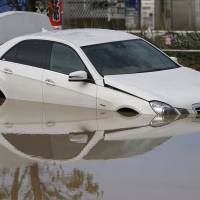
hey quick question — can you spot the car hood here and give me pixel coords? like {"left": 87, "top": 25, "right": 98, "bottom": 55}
{"left": 104, "top": 67, "right": 200, "bottom": 109}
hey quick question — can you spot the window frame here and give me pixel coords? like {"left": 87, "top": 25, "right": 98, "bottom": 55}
{"left": 1, "top": 39, "right": 52, "bottom": 70}
{"left": 1, "top": 39, "right": 95, "bottom": 83}
{"left": 48, "top": 41, "right": 94, "bottom": 83}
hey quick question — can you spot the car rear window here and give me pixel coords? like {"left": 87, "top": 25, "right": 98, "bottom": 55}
{"left": 2, "top": 40, "right": 52, "bottom": 69}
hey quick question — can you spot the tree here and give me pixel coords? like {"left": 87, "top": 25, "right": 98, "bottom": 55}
{"left": 0, "top": 163, "right": 103, "bottom": 200}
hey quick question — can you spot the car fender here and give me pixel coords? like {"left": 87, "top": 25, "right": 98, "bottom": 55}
{"left": 0, "top": 70, "right": 7, "bottom": 99}
{"left": 97, "top": 85, "right": 155, "bottom": 115}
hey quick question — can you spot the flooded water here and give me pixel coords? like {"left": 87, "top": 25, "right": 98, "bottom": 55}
{"left": 0, "top": 99, "right": 200, "bottom": 200}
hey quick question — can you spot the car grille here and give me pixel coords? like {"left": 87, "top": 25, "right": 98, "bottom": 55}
{"left": 195, "top": 107, "right": 200, "bottom": 115}
{"left": 193, "top": 103, "right": 200, "bottom": 115}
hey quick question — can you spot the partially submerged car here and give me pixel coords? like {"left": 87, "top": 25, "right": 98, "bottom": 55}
{"left": 0, "top": 12, "right": 200, "bottom": 116}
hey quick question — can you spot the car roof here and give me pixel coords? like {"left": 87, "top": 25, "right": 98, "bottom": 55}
{"left": 31, "top": 28, "right": 139, "bottom": 47}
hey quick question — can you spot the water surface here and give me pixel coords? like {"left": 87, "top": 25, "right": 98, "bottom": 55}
{"left": 0, "top": 100, "right": 200, "bottom": 200}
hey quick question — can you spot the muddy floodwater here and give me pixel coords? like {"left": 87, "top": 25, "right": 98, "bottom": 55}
{"left": 0, "top": 100, "right": 200, "bottom": 200}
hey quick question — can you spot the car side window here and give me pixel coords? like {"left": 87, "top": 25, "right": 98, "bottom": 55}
{"left": 50, "top": 42, "right": 86, "bottom": 75}
{"left": 2, "top": 40, "right": 52, "bottom": 69}
{"left": 2, "top": 45, "right": 18, "bottom": 62}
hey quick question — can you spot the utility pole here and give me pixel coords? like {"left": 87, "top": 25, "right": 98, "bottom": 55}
{"left": 194, "top": 0, "right": 200, "bottom": 30}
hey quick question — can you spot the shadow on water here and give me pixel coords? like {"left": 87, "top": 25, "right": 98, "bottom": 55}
{"left": 0, "top": 99, "right": 200, "bottom": 199}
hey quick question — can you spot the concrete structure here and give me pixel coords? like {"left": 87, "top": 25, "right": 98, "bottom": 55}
{"left": 195, "top": 0, "right": 200, "bottom": 30}
{"left": 62, "top": 0, "right": 200, "bottom": 30}
{"left": 125, "top": 0, "right": 140, "bottom": 30}
{"left": 63, "top": 0, "right": 126, "bottom": 29}
{"left": 155, "top": 0, "right": 200, "bottom": 30}
{"left": 141, "top": 0, "right": 155, "bottom": 29}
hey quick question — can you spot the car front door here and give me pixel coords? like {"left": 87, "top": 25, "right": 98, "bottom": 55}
{"left": 0, "top": 40, "right": 52, "bottom": 102}
{"left": 43, "top": 42, "right": 97, "bottom": 109}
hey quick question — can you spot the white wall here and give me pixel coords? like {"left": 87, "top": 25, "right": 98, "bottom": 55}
{"left": 141, "top": 0, "right": 155, "bottom": 29}
{"left": 0, "top": 11, "right": 52, "bottom": 44}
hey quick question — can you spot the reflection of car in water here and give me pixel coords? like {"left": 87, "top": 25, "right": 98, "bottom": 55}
{"left": 0, "top": 100, "right": 200, "bottom": 169}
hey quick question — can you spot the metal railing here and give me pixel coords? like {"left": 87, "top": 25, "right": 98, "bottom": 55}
{"left": 63, "top": 0, "right": 126, "bottom": 29}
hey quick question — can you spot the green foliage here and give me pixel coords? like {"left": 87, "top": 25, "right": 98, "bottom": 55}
{"left": 165, "top": 51, "right": 200, "bottom": 71}
{"left": 169, "top": 32, "right": 200, "bottom": 50}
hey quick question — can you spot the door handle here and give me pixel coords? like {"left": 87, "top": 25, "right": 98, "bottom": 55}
{"left": 3, "top": 68, "right": 13, "bottom": 75}
{"left": 4, "top": 122, "right": 14, "bottom": 128}
{"left": 46, "top": 121, "right": 56, "bottom": 127}
{"left": 45, "top": 79, "right": 56, "bottom": 86}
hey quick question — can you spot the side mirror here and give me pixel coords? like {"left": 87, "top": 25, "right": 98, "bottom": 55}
{"left": 69, "top": 71, "right": 88, "bottom": 81}
{"left": 170, "top": 56, "right": 178, "bottom": 63}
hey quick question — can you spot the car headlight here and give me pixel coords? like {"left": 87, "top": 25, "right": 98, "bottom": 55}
{"left": 150, "top": 115, "right": 178, "bottom": 127}
{"left": 150, "top": 101, "right": 178, "bottom": 115}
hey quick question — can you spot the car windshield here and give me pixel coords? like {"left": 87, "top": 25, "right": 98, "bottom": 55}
{"left": 82, "top": 39, "right": 179, "bottom": 76}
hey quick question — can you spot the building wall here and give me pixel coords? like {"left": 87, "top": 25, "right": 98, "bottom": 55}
{"left": 195, "top": 0, "right": 200, "bottom": 29}
{"left": 62, "top": 0, "right": 200, "bottom": 30}
{"left": 141, "top": 0, "right": 155, "bottom": 29}
{"left": 63, "top": 0, "right": 126, "bottom": 29}
{"left": 155, "top": 0, "right": 200, "bottom": 30}
{"left": 154, "top": 0, "right": 161, "bottom": 29}
{"left": 171, "top": 0, "right": 194, "bottom": 30}
{"left": 125, "top": 0, "right": 140, "bottom": 29}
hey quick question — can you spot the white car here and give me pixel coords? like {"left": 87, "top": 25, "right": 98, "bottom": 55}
{"left": 0, "top": 28, "right": 200, "bottom": 115}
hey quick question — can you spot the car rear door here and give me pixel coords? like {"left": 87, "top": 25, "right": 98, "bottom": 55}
{"left": 0, "top": 40, "right": 52, "bottom": 102}
{"left": 43, "top": 42, "right": 97, "bottom": 109}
